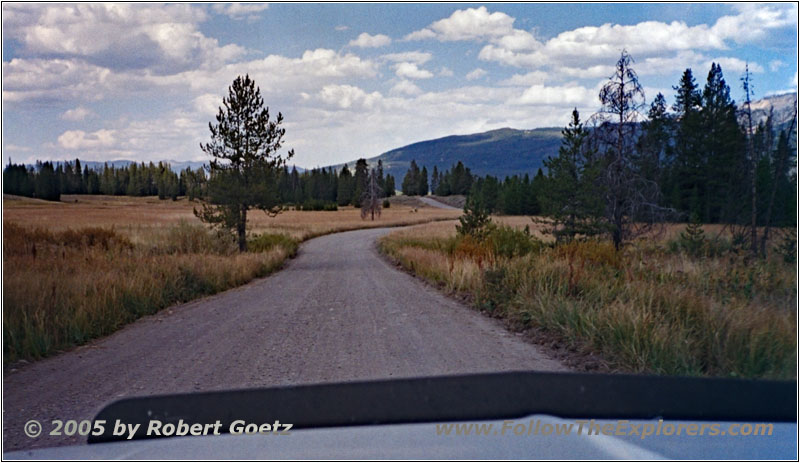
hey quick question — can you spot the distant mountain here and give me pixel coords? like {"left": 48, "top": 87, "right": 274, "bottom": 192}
{"left": 336, "top": 92, "right": 796, "bottom": 181}
{"left": 749, "top": 92, "right": 797, "bottom": 130}
{"left": 336, "top": 127, "right": 563, "bottom": 181}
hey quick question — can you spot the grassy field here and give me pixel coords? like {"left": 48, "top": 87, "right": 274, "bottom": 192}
{"left": 3, "top": 194, "right": 460, "bottom": 363}
{"left": 379, "top": 218, "right": 797, "bottom": 380}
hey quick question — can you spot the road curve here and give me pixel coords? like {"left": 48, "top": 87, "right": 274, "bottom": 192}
{"left": 3, "top": 227, "right": 565, "bottom": 451}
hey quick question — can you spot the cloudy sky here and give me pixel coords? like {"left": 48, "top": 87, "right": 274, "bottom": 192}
{"left": 2, "top": 3, "right": 797, "bottom": 168}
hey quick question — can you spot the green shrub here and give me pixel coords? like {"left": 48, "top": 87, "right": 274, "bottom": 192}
{"left": 298, "top": 200, "right": 338, "bottom": 211}
{"left": 382, "top": 199, "right": 390, "bottom": 208}
{"left": 456, "top": 197, "right": 494, "bottom": 241}
{"left": 678, "top": 214, "right": 706, "bottom": 256}
{"left": 248, "top": 233, "right": 298, "bottom": 255}
{"left": 487, "top": 225, "right": 542, "bottom": 258}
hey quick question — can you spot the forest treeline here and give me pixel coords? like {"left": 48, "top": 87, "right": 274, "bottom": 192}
{"left": 3, "top": 158, "right": 395, "bottom": 209}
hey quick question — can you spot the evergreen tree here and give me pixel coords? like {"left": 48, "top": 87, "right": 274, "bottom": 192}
{"left": 418, "top": 166, "right": 429, "bottom": 195}
{"left": 401, "top": 160, "right": 421, "bottom": 195}
{"left": 383, "top": 174, "right": 396, "bottom": 197}
{"left": 431, "top": 166, "right": 440, "bottom": 194}
{"left": 353, "top": 158, "right": 368, "bottom": 206}
{"left": 35, "top": 161, "right": 61, "bottom": 201}
{"left": 542, "top": 109, "right": 604, "bottom": 241}
{"left": 195, "top": 74, "right": 294, "bottom": 252}
{"left": 337, "top": 164, "right": 354, "bottom": 206}
{"left": 699, "top": 63, "right": 747, "bottom": 224}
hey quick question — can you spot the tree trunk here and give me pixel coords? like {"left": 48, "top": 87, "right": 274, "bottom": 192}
{"left": 238, "top": 206, "right": 247, "bottom": 252}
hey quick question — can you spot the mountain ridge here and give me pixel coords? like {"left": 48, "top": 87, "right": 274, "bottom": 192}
{"left": 331, "top": 92, "right": 796, "bottom": 181}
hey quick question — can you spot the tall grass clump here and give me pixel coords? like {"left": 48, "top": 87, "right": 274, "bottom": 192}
{"left": 3, "top": 222, "right": 293, "bottom": 363}
{"left": 380, "top": 222, "right": 796, "bottom": 380}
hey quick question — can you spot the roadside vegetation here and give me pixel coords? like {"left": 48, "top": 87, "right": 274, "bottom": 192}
{"left": 380, "top": 215, "right": 796, "bottom": 379}
{"left": 3, "top": 195, "right": 459, "bottom": 363}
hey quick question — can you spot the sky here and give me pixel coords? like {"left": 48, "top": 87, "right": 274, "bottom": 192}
{"left": 2, "top": 2, "right": 797, "bottom": 168}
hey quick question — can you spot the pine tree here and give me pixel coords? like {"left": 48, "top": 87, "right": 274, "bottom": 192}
{"left": 401, "top": 160, "right": 420, "bottom": 195}
{"left": 679, "top": 212, "right": 706, "bottom": 256}
{"left": 543, "top": 109, "right": 604, "bottom": 241}
{"left": 35, "top": 161, "right": 60, "bottom": 201}
{"left": 700, "top": 63, "right": 747, "bottom": 224}
{"left": 337, "top": 164, "right": 354, "bottom": 206}
{"left": 353, "top": 159, "right": 368, "bottom": 206}
{"left": 456, "top": 195, "right": 493, "bottom": 240}
{"left": 418, "top": 166, "right": 429, "bottom": 195}
{"left": 383, "top": 174, "right": 396, "bottom": 197}
{"left": 195, "top": 75, "right": 294, "bottom": 252}
{"left": 431, "top": 166, "right": 440, "bottom": 194}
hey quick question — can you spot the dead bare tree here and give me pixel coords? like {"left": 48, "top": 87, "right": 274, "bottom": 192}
{"left": 361, "top": 168, "right": 382, "bottom": 221}
{"left": 760, "top": 101, "right": 797, "bottom": 256}
{"left": 741, "top": 64, "right": 758, "bottom": 254}
{"left": 591, "top": 50, "right": 670, "bottom": 250}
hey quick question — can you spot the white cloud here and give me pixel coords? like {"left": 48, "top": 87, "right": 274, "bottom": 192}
{"left": 57, "top": 129, "right": 116, "bottom": 150}
{"left": 3, "top": 4, "right": 244, "bottom": 73}
{"left": 406, "top": 4, "right": 794, "bottom": 85}
{"left": 710, "top": 57, "right": 763, "bottom": 75}
{"left": 466, "top": 68, "right": 487, "bottom": 81}
{"left": 515, "top": 84, "right": 595, "bottom": 106}
{"left": 499, "top": 71, "right": 547, "bottom": 86}
{"left": 335, "top": 25, "right": 349, "bottom": 31}
{"left": 318, "top": 84, "right": 382, "bottom": 110}
{"left": 769, "top": 60, "right": 785, "bottom": 72}
{"left": 151, "top": 48, "right": 379, "bottom": 95}
{"left": 192, "top": 93, "right": 222, "bottom": 116}
{"left": 4, "top": 144, "right": 32, "bottom": 152}
{"left": 349, "top": 32, "right": 392, "bottom": 48}
{"left": 438, "top": 67, "right": 454, "bottom": 77}
{"left": 406, "top": 6, "right": 516, "bottom": 42}
{"left": 394, "top": 62, "right": 433, "bottom": 79}
{"left": 381, "top": 51, "right": 432, "bottom": 65}
{"left": 61, "top": 106, "right": 94, "bottom": 121}
{"left": 790, "top": 71, "right": 798, "bottom": 88}
{"left": 711, "top": 3, "right": 796, "bottom": 44}
{"left": 2, "top": 58, "right": 112, "bottom": 103}
{"left": 212, "top": 3, "right": 269, "bottom": 21}
{"left": 390, "top": 80, "right": 422, "bottom": 96}
{"left": 403, "top": 28, "right": 436, "bottom": 41}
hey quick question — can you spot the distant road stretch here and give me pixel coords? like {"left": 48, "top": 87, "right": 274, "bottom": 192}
{"left": 417, "top": 196, "right": 461, "bottom": 210}
{"left": 4, "top": 227, "right": 565, "bottom": 451}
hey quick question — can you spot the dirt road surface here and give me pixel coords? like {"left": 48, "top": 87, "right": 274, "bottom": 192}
{"left": 417, "top": 196, "right": 461, "bottom": 210}
{"left": 3, "top": 227, "right": 565, "bottom": 451}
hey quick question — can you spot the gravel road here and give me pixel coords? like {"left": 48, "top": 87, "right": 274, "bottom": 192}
{"left": 3, "top": 227, "right": 565, "bottom": 451}
{"left": 417, "top": 196, "right": 461, "bottom": 210}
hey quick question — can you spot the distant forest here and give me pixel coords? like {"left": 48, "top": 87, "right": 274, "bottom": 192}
{"left": 4, "top": 60, "right": 796, "bottom": 229}
{"left": 3, "top": 157, "right": 395, "bottom": 210}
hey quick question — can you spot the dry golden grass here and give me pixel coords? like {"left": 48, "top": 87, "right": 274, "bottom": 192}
{"left": 247, "top": 204, "right": 461, "bottom": 240}
{"left": 3, "top": 194, "right": 461, "bottom": 240}
{"left": 380, "top": 220, "right": 797, "bottom": 379}
{"left": 3, "top": 194, "right": 459, "bottom": 362}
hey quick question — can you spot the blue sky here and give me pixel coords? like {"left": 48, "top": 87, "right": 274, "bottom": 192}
{"left": 2, "top": 3, "right": 797, "bottom": 168}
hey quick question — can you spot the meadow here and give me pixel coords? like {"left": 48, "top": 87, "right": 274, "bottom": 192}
{"left": 3, "top": 194, "right": 460, "bottom": 363}
{"left": 379, "top": 218, "right": 797, "bottom": 380}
